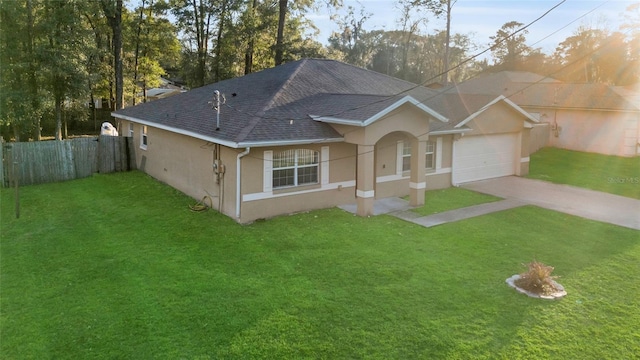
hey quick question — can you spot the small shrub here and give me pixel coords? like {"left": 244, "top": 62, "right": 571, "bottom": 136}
{"left": 514, "top": 261, "right": 560, "bottom": 296}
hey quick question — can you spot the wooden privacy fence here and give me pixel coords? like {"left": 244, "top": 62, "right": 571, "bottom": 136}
{"left": 1, "top": 136, "right": 135, "bottom": 188}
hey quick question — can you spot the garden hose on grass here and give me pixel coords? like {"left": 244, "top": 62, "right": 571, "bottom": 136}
{"left": 189, "top": 195, "right": 212, "bottom": 212}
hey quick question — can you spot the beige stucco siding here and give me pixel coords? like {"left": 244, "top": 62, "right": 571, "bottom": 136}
{"left": 544, "top": 109, "right": 640, "bottom": 157}
{"left": 238, "top": 142, "right": 357, "bottom": 223}
{"left": 464, "top": 103, "right": 529, "bottom": 136}
{"left": 374, "top": 133, "right": 452, "bottom": 198}
{"left": 451, "top": 102, "right": 534, "bottom": 183}
{"left": 121, "top": 120, "right": 240, "bottom": 217}
{"left": 333, "top": 104, "right": 432, "bottom": 145}
{"left": 122, "top": 121, "right": 217, "bottom": 202}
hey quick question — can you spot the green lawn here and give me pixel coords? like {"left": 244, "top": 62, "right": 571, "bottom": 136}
{"left": 528, "top": 148, "right": 640, "bottom": 199}
{"left": 411, "top": 188, "right": 502, "bottom": 216}
{"left": 2, "top": 171, "right": 639, "bottom": 359}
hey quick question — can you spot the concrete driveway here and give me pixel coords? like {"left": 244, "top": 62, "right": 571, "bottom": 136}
{"left": 462, "top": 176, "right": 640, "bottom": 231}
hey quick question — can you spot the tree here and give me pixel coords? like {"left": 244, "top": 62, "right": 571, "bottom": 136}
{"left": 243, "top": 0, "right": 260, "bottom": 74}
{"left": 101, "top": 0, "right": 124, "bottom": 112}
{"left": 328, "top": 4, "right": 374, "bottom": 67}
{"left": 411, "top": 0, "right": 453, "bottom": 83}
{"left": 369, "top": 29, "right": 475, "bottom": 85}
{"left": 128, "top": 0, "right": 180, "bottom": 104}
{"left": 0, "top": 0, "right": 43, "bottom": 141}
{"left": 394, "top": 0, "right": 428, "bottom": 80}
{"left": 620, "top": 3, "right": 640, "bottom": 84}
{"left": 489, "top": 21, "right": 532, "bottom": 70}
{"left": 171, "top": 0, "right": 216, "bottom": 87}
{"left": 275, "top": 0, "right": 288, "bottom": 65}
{"left": 553, "top": 26, "right": 623, "bottom": 83}
{"left": 39, "top": 0, "right": 92, "bottom": 140}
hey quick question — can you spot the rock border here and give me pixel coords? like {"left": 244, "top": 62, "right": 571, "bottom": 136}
{"left": 506, "top": 274, "right": 567, "bottom": 300}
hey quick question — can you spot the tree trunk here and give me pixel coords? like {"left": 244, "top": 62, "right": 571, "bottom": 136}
{"left": 55, "top": 96, "right": 62, "bottom": 141}
{"left": 132, "top": 0, "right": 146, "bottom": 106}
{"left": 441, "top": 0, "right": 451, "bottom": 85}
{"left": 63, "top": 106, "right": 68, "bottom": 139}
{"left": 101, "top": 0, "right": 124, "bottom": 112}
{"left": 113, "top": 0, "right": 123, "bottom": 112}
{"left": 26, "top": 0, "right": 40, "bottom": 141}
{"left": 244, "top": 0, "right": 258, "bottom": 74}
{"left": 275, "top": 0, "right": 287, "bottom": 66}
{"left": 214, "top": 0, "right": 227, "bottom": 82}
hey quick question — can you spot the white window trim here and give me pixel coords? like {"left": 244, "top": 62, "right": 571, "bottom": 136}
{"left": 397, "top": 139, "right": 441, "bottom": 173}
{"left": 263, "top": 150, "right": 273, "bottom": 192}
{"left": 425, "top": 141, "right": 435, "bottom": 170}
{"left": 435, "top": 137, "right": 443, "bottom": 170}
{"left": 321, "top": 146, "right": 329, "bottom": 185}
{"left": 402, "top": 141, "right": 411, "bottom": 172}
{"left": 128, "top": 123, "right": 134, "bottom": 137}
{"left": 271, "top": 149, "right": 320, "bottom": 189}
{"left": 140, "top": 125, "right": 148, "bottom": 150}
{"left": 396, "top": 141, "right": 404, "bottom": 176}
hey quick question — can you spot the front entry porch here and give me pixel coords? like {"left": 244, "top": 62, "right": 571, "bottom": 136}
{"left": 338, "top": 196, "right": 415, "bottom": 216}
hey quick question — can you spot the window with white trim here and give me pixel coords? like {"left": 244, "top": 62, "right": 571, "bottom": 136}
{"left": 128, "top": 123, "right": 134, "bottom": 137}
{"left": 425, "top": 141, "right": 435, "bottom": 170}
{"left": 272, "top": 149, "right": 319, "bottom": 188}
{"left": 402, "top": 141, "right": 411, "bottom": 172}
{"left": 140, "top": 125, "right": 148, "bottom": 150}
{"left": 401, "top": 140, "right": 437, "bottom": 171}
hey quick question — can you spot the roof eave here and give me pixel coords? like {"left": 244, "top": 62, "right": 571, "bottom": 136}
{"left": 363, "top": 95, "right": 449, "bottom": 125}
{"left": 112, "top": 112, "right": 344, "bottom": 149}
{"left": 428, "top": 128, "right": 471, "bottom": 135}
{"left": 311, "top": 95, "right": 449, "bottom": 126}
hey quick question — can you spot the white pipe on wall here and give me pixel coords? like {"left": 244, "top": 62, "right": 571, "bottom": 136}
{"left": 236, "top": 147, "right": 251, "bottom": 219}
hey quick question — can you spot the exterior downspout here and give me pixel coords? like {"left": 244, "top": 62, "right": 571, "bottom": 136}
{"left": 236, "top": 147, "right": 251, "bottom": 219}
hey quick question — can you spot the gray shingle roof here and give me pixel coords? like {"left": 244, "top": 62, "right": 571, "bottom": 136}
{"left": 448, "top": 71, "right": 639, "bottom": 111}
{"left": 113, "top": 58, "right": 447, "bottom": 146}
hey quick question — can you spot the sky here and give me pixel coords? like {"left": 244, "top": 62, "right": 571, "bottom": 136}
{"left": 309, "top": 0, "right": 638, "bottom": 54}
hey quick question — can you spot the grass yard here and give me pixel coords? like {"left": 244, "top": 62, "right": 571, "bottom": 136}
{"left": 2, "top": 171, "right": 639, "bottom": 359}
{"left": 411, "top": 188, "right": 501, "bottom": 216}
{"left": 528, "top": 148, "right": 640, "bottom": 199}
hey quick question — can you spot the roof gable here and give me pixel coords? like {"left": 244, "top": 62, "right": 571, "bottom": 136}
{"left": 455, "top": 95, "right": 539, "bottom": 129}
{"left": 309, "top": 95, "right": 448, "bottom": 125}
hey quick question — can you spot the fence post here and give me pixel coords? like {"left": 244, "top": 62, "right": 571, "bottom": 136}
{"left": 14, "top": 158, "right": 19, "bottom": 219}
{"left": 0, "top": 138, "right": 4, "bottom": 187}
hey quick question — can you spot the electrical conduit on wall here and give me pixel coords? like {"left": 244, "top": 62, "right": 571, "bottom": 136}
{"left": 236, "top": 147, "right": 251, "bottom": 218}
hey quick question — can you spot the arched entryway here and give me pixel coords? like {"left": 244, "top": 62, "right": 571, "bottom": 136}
{"left": 340, "top": 104, "right": 434, "bottom": 217}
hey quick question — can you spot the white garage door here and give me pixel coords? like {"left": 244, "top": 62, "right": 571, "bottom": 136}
{"left": 453, "top": 133, "right": 518, "bottom": 184}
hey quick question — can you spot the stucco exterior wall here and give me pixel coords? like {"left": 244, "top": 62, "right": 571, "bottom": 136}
{"left": 529, "top": 123, "right": 550, "bottom": 154}
{"left": 121, "top": 120, "right": 240, "bottom": 218}
{"left": 374, "top": 133, "right": 452, "bottom": 198}
{"left": 520, "top": 129, "right": 530, "bottom": 176}
{"left": 524, "top": 106, "right": 640, "bottom": 157}
{"left": 335, "top": 104, "right": 432, "bottom": 145}
{"left": 465, "top": 103, "right": 528, "bottom": 136}
{"left": 238, "top": 142, "right": 357, "bottom": 223}
{"left": 544, "top": 109, "right": 640, "bottom": 157}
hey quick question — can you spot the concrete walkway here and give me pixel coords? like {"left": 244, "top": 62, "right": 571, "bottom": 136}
{"left": 339, "top": 194, "right": 526, "bottom": 228}
{"left": 338, "top": 176, "right": 640, "bottom": 230}
{"left": 391, "top": 198, "right": 526, "bottom": 228}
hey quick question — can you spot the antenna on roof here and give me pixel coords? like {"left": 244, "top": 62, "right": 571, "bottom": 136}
{"left": 209, "top": 90, "right": 226, "bottom": 131}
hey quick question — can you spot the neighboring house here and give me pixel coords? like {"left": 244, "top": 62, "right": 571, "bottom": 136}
{"left": 146, "top": 88, "right": 185, "bottom": 101}
{"left": 112, "top": 59, "right": 537, "bottom": 223}
{"left": 144, "top": 77, "right": 187, "bottom": 102}
{"left": 448, "top": 71, "right": 640, "bottom": 157}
